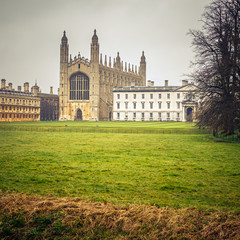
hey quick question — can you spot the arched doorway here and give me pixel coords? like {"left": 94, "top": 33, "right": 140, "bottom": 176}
{"left": 186, "top": 107, "right": 193, "bottom": 122}
{"left": 76, "top": 109, "right": 82, "bottom": 121}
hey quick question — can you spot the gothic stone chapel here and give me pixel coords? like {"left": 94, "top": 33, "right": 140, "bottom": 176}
{"left": 59, "top": 30, "right": 146, "bottom": 121}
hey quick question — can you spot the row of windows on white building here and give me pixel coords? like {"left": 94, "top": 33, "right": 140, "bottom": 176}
{"left": 117, "top": 93, "right": 195, "bottom": 99}
{"left": 116, "top": 112, "right": 181, "bottom": 120}
{"left": 116, "top": 93, "right": 196, "bottom": 100}
{"left": 116, "top": 101, "right": 182, "bottom": 110}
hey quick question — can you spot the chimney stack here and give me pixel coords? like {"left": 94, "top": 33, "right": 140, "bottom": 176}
{"left": 31, "top": 85, "right": 39, "bottom": 96}
{"left": 165, "top": 80, "right": 168, "bottom": 87}
{"left": 24, "top": 82, "right": 29, "bottom": 92}
{"left": 50, "top": 86, "right": 53, "bottom": 94}
{"left": 18, "top": 86, "right": 22, "bottom": 91}
{"left": 1, "top": 79, "right": 6, "bottom": 89}
{"left": 8, "top": 83, "right": 13, "bottom": 90}
{"left": 182, "top": 80, "right": 188, "bottom": 86}
{"left": 147, "top": 80, "right": 154, "bottom": 87}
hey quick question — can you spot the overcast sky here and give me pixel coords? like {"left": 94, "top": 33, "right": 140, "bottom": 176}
{"left": 0, "top": 0, "right": 212, "bottom": 94}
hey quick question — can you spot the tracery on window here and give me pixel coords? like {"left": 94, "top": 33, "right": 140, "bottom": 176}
{"left": 70, "top": 72, "right": 89, "bottom": 100}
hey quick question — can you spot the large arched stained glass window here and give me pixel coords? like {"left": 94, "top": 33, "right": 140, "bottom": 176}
{"left": 70, "top": 72, "right": 89, "bottom": 100}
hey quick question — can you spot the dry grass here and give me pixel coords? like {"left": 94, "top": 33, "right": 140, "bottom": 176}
{"left": 0, "top": 192, "right": 239, "bottom": 239}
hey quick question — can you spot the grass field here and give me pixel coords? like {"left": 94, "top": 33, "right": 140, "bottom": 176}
{"left": 0, "top": 121, "right": 194, "bottom": 128}
{"left": 0, "top": 121, "right": 204, "bottom": 134}
{"left": 0, "top": 121, "right": 239, "bottom": 213}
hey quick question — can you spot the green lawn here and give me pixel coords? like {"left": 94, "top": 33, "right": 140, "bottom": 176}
{"left": 0, "top": 121, "right": 206, "bottom": 135}
{"left": 0, "top": 121, "right": 194, "bottom": 128}
{"left": 0, "top": 122, "right": 239, "bottom": 212}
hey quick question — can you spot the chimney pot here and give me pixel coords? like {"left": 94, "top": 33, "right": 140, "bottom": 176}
{"left": 32, "top": 85, "right": 39, "bottom": 96}
{"left": 8, "top": 83, "right": 13, "bottom": 91}
{"left": 182, "top": 80, "right": 188, "bottom": 86}
{"left": 147, "top": 80, "right": 155, "bottom": 87}
{"left": 165, "top": 80, "right": 168, "bottom": 87}
{"left": 24, "top": 82, "right": 29, "bottom": 92}
{"left": 1, "top": 79, "right": 6, "bottom": 89}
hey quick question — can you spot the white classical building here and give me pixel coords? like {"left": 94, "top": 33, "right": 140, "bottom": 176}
{"left": 113, "top": 80, "right": 200, "bottom": 122}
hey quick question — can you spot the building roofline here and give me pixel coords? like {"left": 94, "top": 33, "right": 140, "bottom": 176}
{"left": 0, "top": 89, "right": 36, "bottom": 97}
{"left": 37, "top": 93, "right": 58, "bottom": 97}
{"left": 113, "top": 84, "right": 198, "bottom": 92}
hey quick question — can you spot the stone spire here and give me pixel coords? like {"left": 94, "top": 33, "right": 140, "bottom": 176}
{"left": 105, "top": 55, "right": 107, "bottom": 66}
{"left": 60, "top": 30, "right": 69, "bottom": 64}
{"left": 91, "top": 29, "right": 99, "bottom": 63}
{"left": 140, "top": 51, "right": 146, "bottom": 85}
{"left": 140, "top": 51, "right": 146, "bottom": 63}
{"left": 59, "top": 30, "right": 69, "bottom": 119}
{"left": 109, "top": 57, "right": 111, "bottom": 67}
{"left": 92, "top": 29, "right": 98, "bottom": 45}
{"left": 61, "top": 31, "right": 68, "bottom": 45}
{"left": 116, "top": 52, "right": 121, "bottom": 68}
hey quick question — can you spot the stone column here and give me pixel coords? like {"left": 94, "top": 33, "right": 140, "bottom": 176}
{"left": 182, "top": 106, "right": 185, "bottom": 122}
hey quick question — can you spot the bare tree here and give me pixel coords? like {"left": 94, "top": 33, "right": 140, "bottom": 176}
{"left": 189, "top": 0, "right": 240, "bottom": 135}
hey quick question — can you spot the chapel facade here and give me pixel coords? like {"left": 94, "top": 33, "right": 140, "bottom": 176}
{"left": 59, "top": 30, "right": 146, "bottom": 121}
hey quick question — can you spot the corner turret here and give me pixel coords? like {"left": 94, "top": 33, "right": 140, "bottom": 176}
{"left": 61, "top": 31, "right": 68, "bottom": 45}
{"left": 90, "top": 29, "right": 100, "bottom": 120}
{"left": 92, "top": 29, "right": 98, "bottom": 45}
{"left": 60, "top": 31, "right": 69, "bottom": 64}
{"left": 91, "top": 29, "right": 99, "bottom": 63}
{"left": 59, "top": 30, "right": 69, "bottom": 120}
{"left": 140, "top": 51, "right": 146, "bottom": 63}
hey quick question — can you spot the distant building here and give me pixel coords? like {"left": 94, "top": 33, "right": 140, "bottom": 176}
{"left": 0, "top": 79, "right": 59, "bottom": 122}
{"left": 0, "top": 79, "right": 41, "bottom": 122}
{"left": 31, "top": 85, "right": 59, "bottom": 121}
{"left": 59, "top": 30, "right": 146, "bottom": 121}
{"left": 113, "top": 80, "right": 200, "bottom": 122}
{"left": 39, "top": 93, "right": 59, "bottom": 121}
